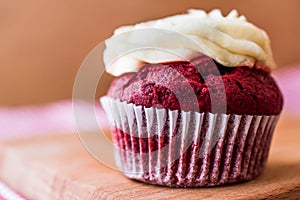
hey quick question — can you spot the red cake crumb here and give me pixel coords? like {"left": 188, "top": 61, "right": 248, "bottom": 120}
{"left": 108, "top": 55, "right": 283, "bottom": 115}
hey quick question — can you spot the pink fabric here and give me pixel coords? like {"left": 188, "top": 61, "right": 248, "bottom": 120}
{"left": 0, "top": 100, "right": 109, "bottom": 141}
{"left": 273, "top": 64, "right": 300, "bottom": 116}
{"left": 0, "top": 182, "right": 26, "bottom": 200}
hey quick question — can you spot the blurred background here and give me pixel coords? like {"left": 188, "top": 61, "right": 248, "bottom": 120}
{"left": 1, "top": 0, "right": 300, "bottom": 106}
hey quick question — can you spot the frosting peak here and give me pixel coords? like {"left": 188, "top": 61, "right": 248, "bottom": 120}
{"left": 104, "top": 9, "right": 275, "bottom": 76}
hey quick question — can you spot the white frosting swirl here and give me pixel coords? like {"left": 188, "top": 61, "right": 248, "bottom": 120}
{"left": 104, "top": 9, "right": 275, "bottom": 76}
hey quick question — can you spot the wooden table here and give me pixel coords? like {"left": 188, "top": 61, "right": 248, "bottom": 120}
{"left": 0, "top": 116, "right": 299, "bottom": 199}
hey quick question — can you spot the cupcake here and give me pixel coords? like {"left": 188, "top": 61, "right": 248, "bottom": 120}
{"left": 100, "top": 9, "right": 283, "bottom": 187}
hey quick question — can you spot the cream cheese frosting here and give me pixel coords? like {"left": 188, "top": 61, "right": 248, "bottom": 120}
{"left": 104, "top": 9, "right": 275, "bottom": 76}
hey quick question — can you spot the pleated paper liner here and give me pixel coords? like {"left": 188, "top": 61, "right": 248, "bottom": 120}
{"left": 101, "top": 97, "right": 279, "bottom": 187}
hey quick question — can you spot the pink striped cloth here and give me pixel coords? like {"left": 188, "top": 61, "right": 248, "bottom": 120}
{"left": 0, "top": 182, "right": 26, "bottom": 200}
{"left": 0, "top": 101, "right": 109, "bottom": 141}
{"left": 0, "top": 64, "right": 299, "bottom": 199}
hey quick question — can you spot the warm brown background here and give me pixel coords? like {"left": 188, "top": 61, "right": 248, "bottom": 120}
{"left": 1, "top": 0, "right": 299, "bottom": 106}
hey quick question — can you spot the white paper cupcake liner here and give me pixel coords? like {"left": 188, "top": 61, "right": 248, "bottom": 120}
{"left": 100, "top": 96, "right": 279, "bottom": 187}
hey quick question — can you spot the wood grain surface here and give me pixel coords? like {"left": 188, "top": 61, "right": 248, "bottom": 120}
{"left": 0, "top": 116, "right": 299, "bottom": 200}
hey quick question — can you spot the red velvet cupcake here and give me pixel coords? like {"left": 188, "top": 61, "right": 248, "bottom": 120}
{"left": 101, "top": 9, "right": 283, "bottom": 187}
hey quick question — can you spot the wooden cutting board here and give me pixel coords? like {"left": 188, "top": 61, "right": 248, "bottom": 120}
{"left": 0, "top": 116, "right": 300, "bottom": 200}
